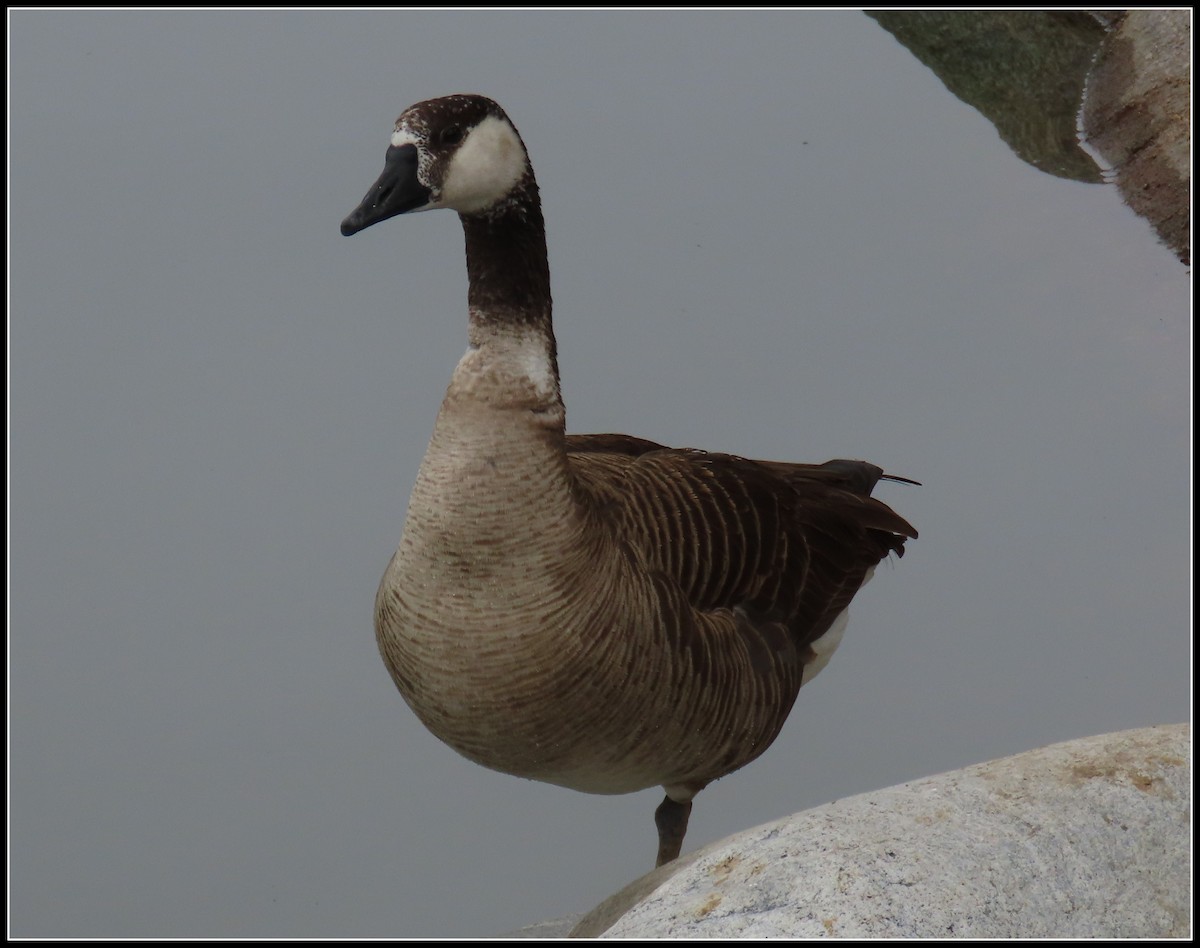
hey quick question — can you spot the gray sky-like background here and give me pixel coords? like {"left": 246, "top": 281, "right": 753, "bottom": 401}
{"left": 9, "top": 10, "right": 1190, "bottom": 938}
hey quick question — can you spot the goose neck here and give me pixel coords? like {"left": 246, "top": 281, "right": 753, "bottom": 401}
{"left": 460, "top": 193, "right": 553, "bottom": 339}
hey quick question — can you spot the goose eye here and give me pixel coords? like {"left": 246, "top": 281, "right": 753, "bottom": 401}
{"left": 440, "top": 125, "right": 464, "bottom": 146}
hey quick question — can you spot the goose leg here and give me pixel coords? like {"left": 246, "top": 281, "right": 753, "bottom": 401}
{"left": 654, "top": 795, "right": 693, "bottom": 867}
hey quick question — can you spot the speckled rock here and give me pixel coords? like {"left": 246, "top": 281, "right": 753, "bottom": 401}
{"left": 569, "top": 725, "right": 1190, "bottom": 938}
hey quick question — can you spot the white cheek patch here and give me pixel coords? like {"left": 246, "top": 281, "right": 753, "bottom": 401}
{"left": 441, "top": 115, "right": 528, "bottom": 213}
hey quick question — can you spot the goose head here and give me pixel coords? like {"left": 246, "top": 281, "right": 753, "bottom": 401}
{"left": 341, "top": 94, "right": 533, "bottom": 235}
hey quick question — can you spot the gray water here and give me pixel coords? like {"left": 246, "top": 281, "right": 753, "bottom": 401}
{"left": 9, "top": 10, "right": 1189, "bottom": 938}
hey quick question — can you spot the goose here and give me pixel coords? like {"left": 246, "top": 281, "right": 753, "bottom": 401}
{"left": 341, "top": 94, "right": 916, "bottom": 868}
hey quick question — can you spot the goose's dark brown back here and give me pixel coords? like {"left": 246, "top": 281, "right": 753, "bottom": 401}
{"left": 568, "top": 433, "right": 916, "bottom": 661}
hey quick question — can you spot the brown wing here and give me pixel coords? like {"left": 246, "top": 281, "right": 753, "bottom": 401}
{"left": 566, "top": 434, "right": 916, "bottom": 653}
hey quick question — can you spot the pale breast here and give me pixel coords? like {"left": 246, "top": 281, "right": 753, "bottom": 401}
{"left": 373, "top": 399, "right": 802, "bottom": 794}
